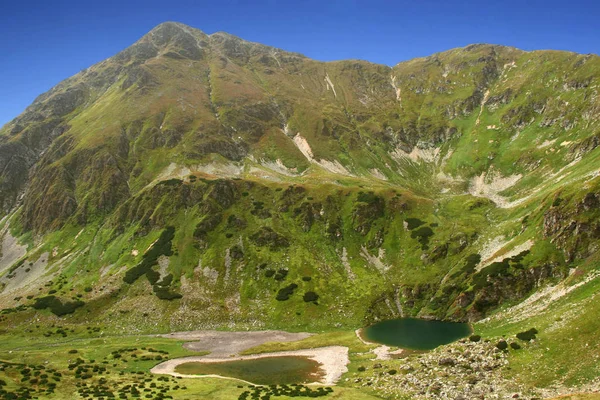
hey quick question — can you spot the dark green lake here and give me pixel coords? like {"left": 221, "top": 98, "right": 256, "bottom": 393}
{"left": 363, "top": 318, "right": 471, "bottom": 350}
{"left": 174, "top": 356, "right": 324, "bottom": 385}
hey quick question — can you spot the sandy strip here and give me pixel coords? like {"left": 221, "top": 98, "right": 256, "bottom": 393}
{"left": 150, "top": 346, "right": 349, "bottom": 385}
{"left": 355, "top": 328, "right": 403, "bottom": 360}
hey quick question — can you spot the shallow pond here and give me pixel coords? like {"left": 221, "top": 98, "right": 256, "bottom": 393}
{"left": 174, "top": 356, "right": 324, "bottom": 385}
{"left": 363, "top": 318, "right": 471, "bottom": 350}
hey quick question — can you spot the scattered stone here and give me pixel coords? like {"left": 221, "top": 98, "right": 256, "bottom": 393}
{"left": 438, "top": 357, "right": 456, "bottom": 367}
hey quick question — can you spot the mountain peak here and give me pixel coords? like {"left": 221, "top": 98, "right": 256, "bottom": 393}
{"left": 144, "top": 21, "right": 207, "bottom": 45}
{"left": 148, "top": 21, "right": 204, "bottom": 36}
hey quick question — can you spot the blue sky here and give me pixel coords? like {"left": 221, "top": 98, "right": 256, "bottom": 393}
{"left": 1, "top": 0, "right": 599, "bottom": 127}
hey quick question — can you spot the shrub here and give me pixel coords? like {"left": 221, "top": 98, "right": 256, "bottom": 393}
{"left": 155, "top": 273, "right": 174, "bottom": 287}
{"left": 357, "top": 191, "right": 379, "bottom": 204}
{"left": 495, "top": 340, "right": 508, "bottom": 350}
{"left": 124, "top": 227, "right": 175, "bottom": 284}
{"left": 273, "top": 269, "right": 288, "bottom": 281}
{"left": 510, "top": 342, "right": 521, "bottom": 350}
{"left": 159, "top": 178, "right": 182, "bottom": 187}
{"left": 516, "top": 328, "right": 538, "bottom": 341}
{"left": 230, "top": 245, "right": 244, "bottom": 260}
{"left": 303, "top": 291, "right": 319, "bottom": 302}
{"left": 264, "top": 269, "right": 275, "bottom": 278}
{"left": 469, "top": 334, "right": 481, "bottom": 342}
{"left": 404, "top": 218, "right": 426, "bottom": 230}
{"left": 462, "top": 254, "right": 481, "bottom": 275}
{"left": 302, "top": 276, "right": 312, "bottom": 282}
{"left": 32, "top": 296, "right": 85, "bottom": 316}
{"left": 410, "top": 226, "right": 434, "bottom": 250}
{"left": 153, "top": 286, "right": 182, "bottom": 300}
{"left": 146, "top": 269, "right": 160, "bottom": 285}
{"left": 276, "top": 284, "right": 298, "bottom": 301}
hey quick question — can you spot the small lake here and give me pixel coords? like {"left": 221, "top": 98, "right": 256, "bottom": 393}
{"left": 362, "top": 318, "right": 471, "bottom": 350}
{"left": 174, "top": 356, "right": 324, "bottom": 385}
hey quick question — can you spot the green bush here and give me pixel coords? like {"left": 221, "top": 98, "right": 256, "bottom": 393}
{"left": 303, "top": 291, "right": 319, "bottom": 302}
{"left": 230, "top": 245, "right": 244, "bottom": 260}
{"left": 124, "top": 227, "right": 175, "bottom": 284}
{"left": 276, "top": 284, "right": 298, "bottom": 301}
{"left": 410, "top": 226, "right": 434, "bottom": 250}
{"left": 462, "top": 254, "right": 481, "bottom": 275}
{"left": 32, "top": 296, "right": 85, "bottom": 316}
{"left": 495, "top": 340, "right": 508, "bottom": 350}
{"left": 155, "top": 273, "right": 174, "bottom": 287}
{"left": 273, "top": 269, "right": 288, "bottom": 281}
{"left": 405, "top": 218, "right": 426, "bottom": 230}
{"left": 469, "top": 334, "right": 481, "bottom": 342}
{"left": 516, "top": 328, "right": 538, "bottom": 341}
{"left": 153, "top": 286, "right": 183, "bottom": 300}
{"left": 264, "top": 269, "right": 275, "bottom": 278}
{"left": 146, "top": 269, "right": 160, "bottom": 285}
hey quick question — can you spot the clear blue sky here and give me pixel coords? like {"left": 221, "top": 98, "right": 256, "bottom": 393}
{"left": 1, "top": 0, "right": 599, "bottom": 127}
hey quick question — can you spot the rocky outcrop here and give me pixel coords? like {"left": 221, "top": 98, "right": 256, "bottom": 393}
{"left": 543, "top": 192, "right": 600, "bottom": 262}
{"left": 249, "top": 227, "right": 290, "bottom": 250}
{"left": 0, "top": 142, "right": 36, "bottom": 213}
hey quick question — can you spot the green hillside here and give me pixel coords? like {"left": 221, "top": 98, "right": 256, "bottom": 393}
{"left": 0, "top": 21, "right": 599, "bottom": 399}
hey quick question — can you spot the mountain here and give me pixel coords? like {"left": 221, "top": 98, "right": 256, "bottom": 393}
{"left": 1, "top": 21, "right": 600, "bottom": 398}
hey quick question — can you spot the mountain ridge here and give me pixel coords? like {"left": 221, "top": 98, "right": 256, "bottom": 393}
{"left": 1, "top": 20, "right": 600, "bottom": 398}
{"left": 0, "top": 20, "right": 599, "bottom": 329}
{"left": 8, "top": 21, "right": 598, "bottom": 130}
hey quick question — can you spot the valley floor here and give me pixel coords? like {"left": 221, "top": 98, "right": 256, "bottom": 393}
{"left": 2, "top": 270, "right": 600, "bottom": 399}
{"left": 1, "top": 322, "right": 600, "bottom": 399}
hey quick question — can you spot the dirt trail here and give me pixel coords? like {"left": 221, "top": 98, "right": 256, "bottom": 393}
{"left": 159, "top": 330, "right": 312, "bottom": 358}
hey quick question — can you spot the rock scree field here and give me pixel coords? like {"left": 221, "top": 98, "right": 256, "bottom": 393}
{"left": 1, "top": 21, "right": 600, "bottom": 399}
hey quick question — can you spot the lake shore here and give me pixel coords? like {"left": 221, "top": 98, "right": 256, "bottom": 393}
{"left": 151, "top": 345, "right": 349, "bottom": 385}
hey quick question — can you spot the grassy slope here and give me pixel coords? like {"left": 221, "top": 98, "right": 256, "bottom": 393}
{"left": 476, "top": 266, "right": 600, "bottom": 388}
{"left": 1, "top": 24, "right": 600, "bottom": 399}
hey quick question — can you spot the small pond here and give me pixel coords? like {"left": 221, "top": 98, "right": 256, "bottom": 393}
{"left": 362, "top": 318, "right": 471, "bottom": 350}
{"left": 174, "top": 356, "right": 324, "bottom": 385}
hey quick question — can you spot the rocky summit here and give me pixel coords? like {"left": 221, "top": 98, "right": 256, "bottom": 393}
{"left": 1, "top": 21, "right": 600, "bottom": 400}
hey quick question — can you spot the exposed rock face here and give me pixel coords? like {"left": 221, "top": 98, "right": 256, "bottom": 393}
{"left": 543, "top": 192, "right": 600, "bottom": 262}
{"left": 0, "top": 142, "right": 36, "bottom": 212}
